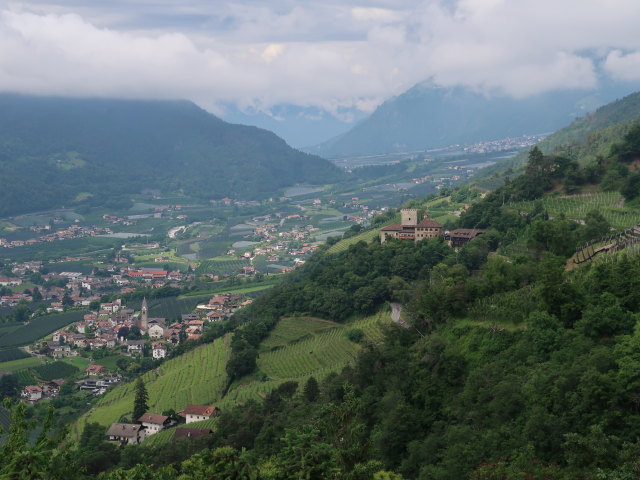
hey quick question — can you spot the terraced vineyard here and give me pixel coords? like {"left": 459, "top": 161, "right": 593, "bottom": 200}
{"left": 326, "top": 229, "right": 381, "bottom": 254}
{"left": 507, "top": 192, "right": 640, "bottom": 229}
{"left": 115, "top": 311, "right": 392, "bottom": 448}
{"left": 224, "top": 311, "right": 391, "bottom": 405}
{"left": 75, "top": 335, "right": 231, "bottom": 435}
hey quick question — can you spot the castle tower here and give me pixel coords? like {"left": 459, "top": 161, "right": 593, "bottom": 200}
{"left": 140, "top": 297, "right": 148, "bottom": 332}
{"left": 401, "top": 208, "right": 418, "bottom": 226}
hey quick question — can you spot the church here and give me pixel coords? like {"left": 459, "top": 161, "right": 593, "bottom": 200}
{"left": 379, "top": 209, "right": 442, "bottom": 244}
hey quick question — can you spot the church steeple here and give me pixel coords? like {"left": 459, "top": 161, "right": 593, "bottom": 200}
{"left": 140, "top": 297, "right": 148, "bottom": 332}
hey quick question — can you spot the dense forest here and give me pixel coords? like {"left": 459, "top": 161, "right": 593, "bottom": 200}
{"left": 0, "top": 94, "right": 341, "bottom": 216}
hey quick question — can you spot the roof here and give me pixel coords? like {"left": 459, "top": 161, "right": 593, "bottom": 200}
{"left": 138, "top": 413, "right": 169, "bottom": 425}
{"left": 173, "top": 428, "right": 212, "bottom": 441}
{"left": 106, "top": 423, "right": 142, "bottom": 438}
{"left": 380, "top": 223, "right": 403, "bottom": 232}
{"left": 25, "top": 385, "right": 43, "bottom": 392}
{"left": 448, "top": 228, "right": 485, "bottom": 238}
{"left": 86, "top": 365, "right": 105, "bottom": 372}
{"left": 416, "top": 217, "right": 442, "bottom": 228}
{"left": 181, "top": 405, "right": 218, "bottom": 417}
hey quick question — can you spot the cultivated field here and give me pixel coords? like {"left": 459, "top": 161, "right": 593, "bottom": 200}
{"left": 0, "top": 311, "right": 88, "bottom": 348}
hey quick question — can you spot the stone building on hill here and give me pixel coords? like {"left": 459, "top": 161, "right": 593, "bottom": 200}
{"left": 380, "top": 209, "right": 442, "bottom": 244}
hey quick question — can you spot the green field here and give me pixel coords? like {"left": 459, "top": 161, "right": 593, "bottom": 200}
{"left": 507, "top": 192, "right": 640, "bottom": 229}
{"left": 195, "top": 258, "right": 248, "bottom": 276}
{"left": 0, "top": 311, "right": 88, "bottom": 348}
{"left": 0, "top": 356, "right": 45, "bottom": 374}
{"left": 75, "top": 335, "right": 231, "bottom": 435}
{"left": 61, "top": 356, "right": 91, "bottom": 370}
{"left": 33, "top": 361, "right": 79, "bottom": 381}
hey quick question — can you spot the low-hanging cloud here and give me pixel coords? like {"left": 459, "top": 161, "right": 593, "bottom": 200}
{"left": 1, "top": 1, "right": 640, "bottom": 119}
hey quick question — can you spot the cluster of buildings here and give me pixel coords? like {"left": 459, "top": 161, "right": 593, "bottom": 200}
{"left": 0, "top": 224, "right": 113, "bottom": 248}
{"left": 39, "top": 293, "right": 246, "bottom": 363}
{"left": 107, "top": 404, "right": 220, "bottom": 445}
{"left": 380, "top": 209, "right": 485, "bottom": 248}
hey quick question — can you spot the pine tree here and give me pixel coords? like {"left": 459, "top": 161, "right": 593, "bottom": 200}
{"left": 304, "top": 376, "right": 320, "bottom": 402}
{"left": 132, "top": 378, "right": 148, "bottom": 423}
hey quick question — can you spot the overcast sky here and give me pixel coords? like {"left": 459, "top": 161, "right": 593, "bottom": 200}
{"left": 2, "top": 0, "right": 640, "bottom": 120}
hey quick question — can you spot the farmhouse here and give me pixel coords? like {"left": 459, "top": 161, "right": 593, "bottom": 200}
{"left": 22, "top": 385, "right": 43, "bottom": 402}
{"left": 380, "top": 209, "right": 442, "bottom": 244}
{"left": 180, "top": 404, "right": 220, "bottom": 424}
{"left": 138, "top": 413, "right": 173, "bottom": 436}
{"left": 444, "top": 228, "right": 485, "bottom": 248}
{"left": 106, "top": 423, "right": 144, "bottom": 445}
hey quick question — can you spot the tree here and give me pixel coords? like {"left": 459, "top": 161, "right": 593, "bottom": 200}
{"left": 304, "top": 376, "right": 320, "bottom": 403}
{"left": 0, "top": 374, "right": 18, "bottom": 400}
{"left": 132, "top": 378, "right": 149, "bottom": 422}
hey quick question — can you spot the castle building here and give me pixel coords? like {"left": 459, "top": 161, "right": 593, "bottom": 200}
{"left": 380, "top": 209, "right": 442, "bottom": 244}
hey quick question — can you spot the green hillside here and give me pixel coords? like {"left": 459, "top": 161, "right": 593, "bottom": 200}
{"left": 0, "top": 94, "right": 341, "bottom": 216}
{"left": 75, "top": 335, "right": 231, "bottom": 435}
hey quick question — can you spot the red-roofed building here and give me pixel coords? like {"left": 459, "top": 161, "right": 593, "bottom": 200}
{"left": 22, "top": 385, "right": 43, "bottom": 402}
{"left": 86, "top": 365, "right": 106, "bottom": 376}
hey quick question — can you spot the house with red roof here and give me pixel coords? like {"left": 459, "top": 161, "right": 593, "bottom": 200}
{"left": 180, "top": 404, "right": 220, "bottom": 424}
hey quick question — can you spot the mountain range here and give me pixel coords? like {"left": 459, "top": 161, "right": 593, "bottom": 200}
{"left": 0, "top": 94, "right": 340, "bottom": 216}
{"left": 307, "top": 80, "right": 640, "bottom": 158}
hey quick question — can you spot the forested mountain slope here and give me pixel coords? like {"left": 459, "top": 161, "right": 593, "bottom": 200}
{"left": 0, "top": 94, "right": 341, "bottom": 216}
{"left": 476, "top": 91, "right": 640, "bottom": 187}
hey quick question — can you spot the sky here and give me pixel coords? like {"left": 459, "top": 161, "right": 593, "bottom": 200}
{"left": 2, "top": 0, "right": 640, "bottom": 128}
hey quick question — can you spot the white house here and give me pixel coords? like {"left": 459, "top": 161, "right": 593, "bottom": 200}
{"left": 152, "top": 342, "right": 167, "bottom": 359}
{"left": 180, "top": 404, "right": 219, "bottom": 424}
{"left": 138, "top": 413, "right": 172, "bottom": 436}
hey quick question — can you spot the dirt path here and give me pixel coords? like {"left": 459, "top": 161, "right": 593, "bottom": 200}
{"left": 390, "top": 302, "right": 409, "bottom": 328}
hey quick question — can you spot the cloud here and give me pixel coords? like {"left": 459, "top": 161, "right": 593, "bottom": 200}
{"left": 1, "top": 1, "right": 639, "bottom": 120}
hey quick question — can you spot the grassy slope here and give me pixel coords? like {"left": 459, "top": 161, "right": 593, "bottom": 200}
{"left": 74, "top": 335, "right": 231, "bottom": 437}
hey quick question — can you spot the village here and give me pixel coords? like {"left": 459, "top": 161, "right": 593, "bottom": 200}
{"left": 19, "top": 292, "right": 251, "bottom": 403}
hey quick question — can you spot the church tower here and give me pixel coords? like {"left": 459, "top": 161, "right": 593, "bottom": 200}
{"left": 140, "top": 297, "right": 148, "bottom": 332}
